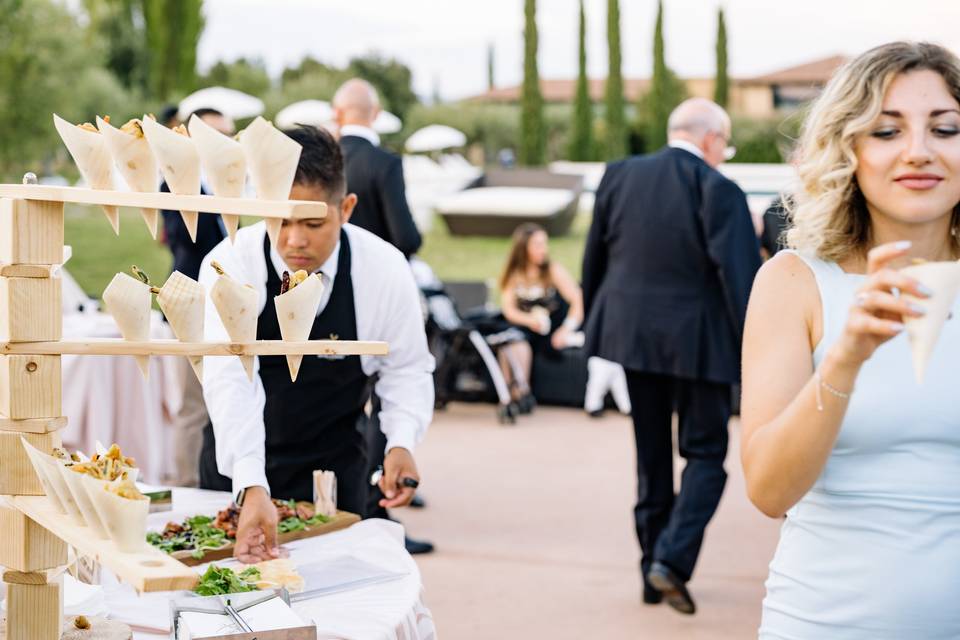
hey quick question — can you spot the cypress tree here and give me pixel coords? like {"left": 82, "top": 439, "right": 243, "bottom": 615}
{"left": 569, "top": 0, "right": 593, "bottom": 160}
{"left": 519, "top": 0, "right": 545, "bottom": 165}
{"left": 646, "top": 0, "right": 677, "bottom": 151}
{"left": 714, "top": 7, "right": 729, "bottom": 107}
{"left": 487, "top": 42, "right": 495, "bottom": 91}
{"left": 604, "top": 0, "right": 626, "bottom": 159}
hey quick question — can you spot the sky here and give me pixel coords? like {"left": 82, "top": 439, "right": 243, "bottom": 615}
{"left": 198, "top": 0, "right": 960, "bottom": 101}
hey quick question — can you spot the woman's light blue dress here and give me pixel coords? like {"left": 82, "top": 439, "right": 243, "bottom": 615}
{"left": 759, "top": 252, "right": 960, "bottom": 639}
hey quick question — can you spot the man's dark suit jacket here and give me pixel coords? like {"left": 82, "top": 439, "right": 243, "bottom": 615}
{"left": 161, "top": 182, "right": 226, "bottom": 281}
{"left": 340, "top": 135, "right": 422, "bottom": 258}
{"left": 582, "top": 146, "right": 762, "bottom": 385}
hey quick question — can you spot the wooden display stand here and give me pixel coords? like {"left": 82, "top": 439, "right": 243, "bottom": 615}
{"left": 0, "top": 183, "right": 388, "bottom": 638}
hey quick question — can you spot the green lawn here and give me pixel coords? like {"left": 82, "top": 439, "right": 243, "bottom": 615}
{"left": 64, "top": 204, "right": 589, "bottom": 299}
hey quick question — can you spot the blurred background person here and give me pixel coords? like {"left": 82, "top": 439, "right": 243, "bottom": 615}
{"left": 161, "top": 107, "right": 234, "bottom": 487}
{"left": 498, "top": 223, "right": 583, "bottom": 415}
{"left": 582, "top": 98, "right": 761, "bottom": 614}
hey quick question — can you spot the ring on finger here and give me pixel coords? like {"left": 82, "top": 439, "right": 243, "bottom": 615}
{"left": 856, "top": 292, "right": 870, "bottom": 307}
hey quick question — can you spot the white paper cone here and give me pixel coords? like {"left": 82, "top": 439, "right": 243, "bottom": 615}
{"left": 222, "top": 214, "right": 240, "bottom": 243}
{"left": 97, "top": 116, "right": 161, "bottom": 239}
{"left": 102, "top": 272, "right": 152, "bottom": 380}
{"left": 274, "top": 274, "right": 324, "bottom": 381}
{"left": 21, "top": 437, "right": 67, "bottom": 515}
{"left": 59, "top": 467, "right": 110, "bottom": 538}
{"left": 81, "top": 474, "right": 150, "bottom": 553}
{"left": 211, "top": 275, "right": 259, "bottom": 381}
{"left": 901, "top": 261, "right": 960, "bottom": 384}
{"left": 54, "top": 114, "right": 119, "bottom": 234}
{"left": 157, "top": 271, "right": 206, "bottom": 381}
{"left": 239, "top": 117, "right": 302, "bottom": 246}
{"left": 189, "top": 114, "right": 247, "bottom": 245}
{"left": 313, "top": 470, "right": 337, "bottom": 517}
{"left": 140, "top": 115, "right": 201, "bottom": 242}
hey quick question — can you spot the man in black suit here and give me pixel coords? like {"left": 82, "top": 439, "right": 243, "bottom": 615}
{"left": 333, "top": 79, "right": 422, "bottom": 258}
{"left": 582, "top": 98, "right": 762, "bottom": 614}
{"left": 332, "top": 78, "right": 432, "bottom": 555}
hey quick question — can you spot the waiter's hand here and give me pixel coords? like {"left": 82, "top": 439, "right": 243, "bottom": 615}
{"left": 234, "top": 486, "right": 280, "bottom": 564}
{"left": 379, "top": 447, "right": 420, "bottom": 509}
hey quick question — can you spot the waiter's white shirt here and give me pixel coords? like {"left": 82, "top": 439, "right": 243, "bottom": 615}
{"left": 199, "top": 221, "right": 434, "bottom": 498}
{"left": 667, "top": 139, "right": 704, "bottom": 159}
{"left": 338, "top": 124, "right": 381, "bottom": 147}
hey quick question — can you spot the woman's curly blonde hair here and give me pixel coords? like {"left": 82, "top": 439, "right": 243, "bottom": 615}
{"left": 787, "top": 42, "right": 960, "bottom": 261}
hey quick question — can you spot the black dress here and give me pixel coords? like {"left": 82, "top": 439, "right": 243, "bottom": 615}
{"left": 513, "top": 282, "right": 569, "bottom": 359}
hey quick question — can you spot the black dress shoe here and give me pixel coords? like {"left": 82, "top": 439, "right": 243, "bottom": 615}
{"left": 404, "top": 536, "right": 435, "bottom": 555}
{"left": 643, "top": 584, "right": 663, "bottom": 604}
{"left": 648, "top": 561, "right": 695, "bottom": 615}
{"left": 587, "top": 408, "right": 604, "bottom": 418}
{"left": 409, "top": 494, "right": 426, "bottom": 509}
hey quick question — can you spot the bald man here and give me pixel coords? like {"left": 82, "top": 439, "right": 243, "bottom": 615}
{"left": 582, "top": 98, "right": 762, "bottom": 614}
{"left": 333, "top": 79, "right": 421, "bottom": 258}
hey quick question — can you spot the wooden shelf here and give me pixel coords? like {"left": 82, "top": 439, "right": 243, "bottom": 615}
{"left": 12, "top": 496, "right": 198, "bottom": 593}
{"left": 0, "top": 339, "right": 388, "bottom": 357}
{"left": 0, "top": 184, "right": 327, "bottom": 220}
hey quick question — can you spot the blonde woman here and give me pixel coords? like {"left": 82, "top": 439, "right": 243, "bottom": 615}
{"left": 742, "top": 42, "right": 960, "bottom": 637}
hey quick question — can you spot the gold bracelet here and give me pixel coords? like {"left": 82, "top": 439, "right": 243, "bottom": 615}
{"left": 814, "top": 370, "right": 852, "bottom": 411}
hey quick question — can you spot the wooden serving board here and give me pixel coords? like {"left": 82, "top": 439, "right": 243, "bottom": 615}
{"left": 170, "top": 510, "right": 361, "bottom": 566}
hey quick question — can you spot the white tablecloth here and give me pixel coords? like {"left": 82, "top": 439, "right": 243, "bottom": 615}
{"left": 104, "top": 488, "right": 436, "bottom": 640}
{"left": 60, "top": 311, "right": 183, "bottom": 484}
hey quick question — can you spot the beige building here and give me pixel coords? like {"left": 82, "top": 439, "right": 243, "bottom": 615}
{"left": 465, "top": 55, "right": 848, "bottom": 119}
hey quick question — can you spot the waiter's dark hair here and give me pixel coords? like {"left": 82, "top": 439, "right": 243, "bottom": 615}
{"left": 284, "top": 125, "right": 346, "bottom": 198}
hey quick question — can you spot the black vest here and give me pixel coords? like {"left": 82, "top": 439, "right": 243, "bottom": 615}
{"left": 200, "top": 230, "right": 370, "bottom": 505}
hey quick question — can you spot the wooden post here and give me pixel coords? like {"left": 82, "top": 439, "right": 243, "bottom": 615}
{"left": 1, "top": 197, "right": 66, "bottom": 637}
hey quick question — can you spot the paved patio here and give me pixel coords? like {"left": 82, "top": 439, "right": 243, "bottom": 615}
{"left": 401, "top": 402, "right": 782, "bottom": 639}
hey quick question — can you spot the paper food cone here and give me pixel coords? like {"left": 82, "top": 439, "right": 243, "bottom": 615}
{"left": 901, "top": 261, "right": 960, "bottom": 384}
{"left": 140, "top": 115, "right": 201, "bottom": 242}
{"left": 81, "top": 474, "right": 150, "bottom": 552}
{"left": 156, "top": 271, "right": 206, "bottom": 381}
{"left": 239, "top": 117, "right": 302, "bottom": 246}
{"left": 59, "top": 467, "right": 110, "bottom": 539}
{"left": 188, "top": 114, "right": 246, "bottom": 244}
{"left": 96, "top": 116, "right": 160, "bottom": 239}
{"left": 53, "top": 114, "right": 119, "bottom": 234}
{"left": 21, "top": 437, "right": 69, "bottom": 516}
{"left": 211, "top": 274, "right": 259, "bottom": 380}
{"left": 102, "top": 272, "right": 152, "bottom": 379}
{"left": 274, "top": 273, "right": 324, "bottom": 381}
{"left": 313, "top": 470, "right": 337, "bottom": 518}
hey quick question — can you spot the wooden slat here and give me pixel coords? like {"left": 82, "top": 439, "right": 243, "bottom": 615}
{"left": 0, "top": 500, "right": 68, "bottom": 572}
{"left": 0, "top": 339, "right": 389, "bottom": 357}
{"left": 0, "top": 185, "right": 327, "bottom": 220}
{"left": 2, "top": 567, "right": 67, "bottom": 585}
{"left": 0, "top": 265, "right": 57, "bottom": 279}
{"left": 0, "top": 416, "right": 67, "bottom": 434}
{"left": 12, "top": 496, "right": 198, "bottom": 593}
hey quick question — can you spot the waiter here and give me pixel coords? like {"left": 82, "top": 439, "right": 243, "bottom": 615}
{"left": 198, "top": 125, "right": 434, "bottom": 563}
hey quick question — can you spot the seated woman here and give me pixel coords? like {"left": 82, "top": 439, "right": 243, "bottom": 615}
{"left": 498, "top": 223, "right": 583, "bottom": 414}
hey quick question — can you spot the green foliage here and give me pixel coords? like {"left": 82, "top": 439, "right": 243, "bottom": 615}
{"left": 519, "top": 0, "right": 546, "bottom": 165}
{"left": 142, "top": 0, "right": 204, "bottom": 100}
{"left": 200, "top": 58, "right": 273, "bottom": 97}
{"left": 727, "top": 115, "right": 801, "bottom": 164}
{"left": 83, "top": 0, "right": 148, "bottom": 91}
{"left": 568, "top": 0, "right": 593, "bottom": 161}
{"left": 347, "top": 53, "right": 419, "bottom": 122}
{"left": 714, "top": 7, "right": 729, "bottom": 108}
{"left": 604, "top": 0, "right": 626, "bottom": 160}
{"left": 645, "top": 0, "right": 685, "bottom": 151}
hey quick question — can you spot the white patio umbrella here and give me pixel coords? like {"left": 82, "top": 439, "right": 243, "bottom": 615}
{"left": 275, "top": 100, "right": 334, "bottom": 130}
{"left": 373, "top": 110, "right": 402, "bottom": 134}
{"left": 405, "top": 124, "right": 468, "bottom": 152}
{"left": 177, "top": 87, "right": 265, "bottom": 121}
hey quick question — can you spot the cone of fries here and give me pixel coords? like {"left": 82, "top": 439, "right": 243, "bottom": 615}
{"left": 53, "top": 113, "right": 120, "bottom": 234}
{"left": 274, "top": 270, "right": 324, "bottom": 381}
{"left": 22, "top": 438, "right": 74, "bottom": 519}
{"left": 152, "top": 270, "right": 206, "bottom": 381}
{"left": 140, "top": 115, "right": 202, "bottom": 242}
{"left": 900, "top": 260, "right": 960, "bottom": 383}
{"left": 209, "top": 261, "right": 259, "bottom": 380}
{"left": 188, "top": 114, "right": 246, "bottom": 243}
{"left": 97, "top": 115, "right": 160, "bottom": 239}
{"left": 101, "top": 272, "right": 152, "bottom": 379}
{"left": 238, "top": 116, "right": 303, "bottom": 247}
